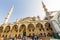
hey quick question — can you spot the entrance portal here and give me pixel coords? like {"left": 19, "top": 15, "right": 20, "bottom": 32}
{"left": 20, "top": 24, "right": 26, "bottom": 36}
{"left": 23, "top": 29, "right": 26, "bottom": 36}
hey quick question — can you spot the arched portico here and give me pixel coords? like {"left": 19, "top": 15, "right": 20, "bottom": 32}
{"left": 4, "top": 25, "right": 10, "bottom": 33}
{"left": 45, "top": 22, "right": 53, "bottom": 37}
{"left": 45, "top": 22, "right": 53, "bottom": 31}
{"left": 36, "top": 23, "right": 44, "bottom": 36}
{"left": 12, "top": 25, "right": 18, "bottom": 32}
{"left": 28, "top": 24, "right": 35, "bottom": 31}
{"left": 19, "top": 24, "right": 26, "bottom": 36}
{"left": 36, "top": 23, "right": 44, "bottom": 31}
{"left": 27, "top": 23, "right": 35, "bottom": 36}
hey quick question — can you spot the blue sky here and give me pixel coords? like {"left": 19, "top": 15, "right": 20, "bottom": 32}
{"left": 0, "top": 0, "right": 60, "bottom": 24}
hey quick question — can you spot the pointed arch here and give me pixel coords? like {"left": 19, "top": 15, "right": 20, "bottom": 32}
{"left": 28, "top": 24, "right": 35, "bottom": 29}
{"left": 20, "top": 24, "right": 26, "bottom": 29}
{"left": 4, "top": 25, "right": 10, "bottom": 33}
{"left": 19, "top": 24, "right": 26, "bottom": 32}
{"left": 36, "top": 23, "right": 43, "bottom": 28}
{"left": 36, "top": 23, "right": 44, "bottom": 31}
{"left": 45, "top": 22, "right": 51, "bottom": 28}
{"left": 28, "top": 23, "right": 35, "bottom": 32}
{"left": 45, "top": 22, "right": 53, "bottom": 31}
{"left": 12, "top": 25, "right": 18, "bottom": 32}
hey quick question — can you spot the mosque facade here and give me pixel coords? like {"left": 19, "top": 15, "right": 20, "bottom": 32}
{"left": 0, "top": 1, "right": 60, "bottom": 40}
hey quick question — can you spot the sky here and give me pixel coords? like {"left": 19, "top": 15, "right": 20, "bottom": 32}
{"left": 0, "top": 0, "right": 60, "bottom": 24}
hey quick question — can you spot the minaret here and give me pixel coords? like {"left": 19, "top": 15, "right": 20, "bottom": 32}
{"left": 4, "top": 5, "right": 14, "bottom": 24}
{"left": 42, "top": 2, "right": 50, "bottom": 21}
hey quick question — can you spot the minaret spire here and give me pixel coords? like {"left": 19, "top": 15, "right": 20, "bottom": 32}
{"left": 42, "top": 1, "right": 50, "bottom": 21}
{"left": 4, "top": 5, "right": 14, "bottom": 24}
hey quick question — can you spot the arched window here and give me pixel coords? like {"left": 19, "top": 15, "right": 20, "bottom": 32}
{"left": 28, "top": 24, "right": 35, "bottom": 32}
{"left": 5, "top": 35, "right": 7, "bottom": 38}
{"left": 47, "top": 33, "right": 53, "bottom": 37}
{"left": 2, "top": 34, "right": 4, "bottom": 37}
{"left": 15, "top": 34, "right": 17, "bottom": 38}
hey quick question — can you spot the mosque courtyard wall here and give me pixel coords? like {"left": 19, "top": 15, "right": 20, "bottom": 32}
{"left": 0, "top": 20, "right": 54, "bottom": 39}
